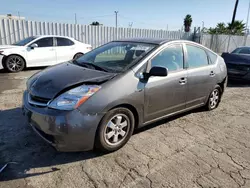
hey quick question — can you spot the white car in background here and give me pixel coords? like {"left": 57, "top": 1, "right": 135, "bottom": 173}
{"left": 0, "top": 35, "right": 92, "bottom": 72}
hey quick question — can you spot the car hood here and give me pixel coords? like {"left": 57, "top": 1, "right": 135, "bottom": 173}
{"left": 27, "top": 62, "right": 116, "bottom": 99}
{"left": 0, "top": 45, "right": 20, "bottom": 50}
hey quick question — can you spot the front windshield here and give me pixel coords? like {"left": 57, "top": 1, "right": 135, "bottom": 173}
{"left": 74, "top": 41, "right": 157, "bottom": 73}
{"left": 12, "top": 36, "right": 37, "bottom": 46}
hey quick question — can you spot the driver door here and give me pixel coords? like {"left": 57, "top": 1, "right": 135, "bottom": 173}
{"left": 26, "top": 37, "right": 57, "bottom": 67}
{"left": 144, "top": 43, "right": 188, "bottom": 122}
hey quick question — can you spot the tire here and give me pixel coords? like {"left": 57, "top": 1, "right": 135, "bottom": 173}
{"left": 73, "top": 53, "right": 83, "bottom": 60}
{"left": 95, "top": 107, "right": 135, "bottom": 152}
{"left": 206, "top": 85, "right": 222, "bottom": 111}
{"left": 4, "top": 55, "right": 25, "bottom": 72}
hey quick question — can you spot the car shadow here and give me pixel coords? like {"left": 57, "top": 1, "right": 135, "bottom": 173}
{"left": 0, "top": 107, "right": 105, "bottom": 181}
{"left": 0, "top": 105, "right": 204, "bottom": 182}
{"left": 134, "top": 107, "right": 203, "bottom": 135}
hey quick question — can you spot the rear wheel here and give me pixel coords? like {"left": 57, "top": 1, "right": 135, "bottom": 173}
{"left": 206, "top": 85, "right": 222, "bottom": 111}
{"left": 95, "top": 107, "right": 135, "bottom": 152}
{"left": 5, "top": 55, "right": 25, "bottom": 72}
{"left": 73, "top": 53, "right": 83, "bottom": 60}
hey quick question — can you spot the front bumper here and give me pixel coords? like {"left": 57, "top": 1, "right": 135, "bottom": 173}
{"left": 22, "top": 90, "right": 104, "bottom": 152}
{"left": 227, "top": 69, "right": 250, "bottom": 80}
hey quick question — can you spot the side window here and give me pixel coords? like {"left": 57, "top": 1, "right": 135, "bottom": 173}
{"left": 57, "top": 38, "right": 74, "bottom": 46}
{"left": 206, "top": 50, "right": 218, "bottom": 64}
{"left": 34, "top": 37, "right": 53, "bottom": 47}
{"left": 151, "top": 44, "right": 184, "bottom": 72}
{"left": 186, "top": 45, "right": 208, "bottom": 68}
{"left": 238, "top": 48, "right": 250, "bottom": 54}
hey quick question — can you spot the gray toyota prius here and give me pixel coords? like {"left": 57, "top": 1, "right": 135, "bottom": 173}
{"left": 22, "top": 38, "right": 228, "bottom": 152}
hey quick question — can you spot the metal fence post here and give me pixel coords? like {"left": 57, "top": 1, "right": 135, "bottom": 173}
{"left": 227, "top": 35, "right": 231, "bottom": 52}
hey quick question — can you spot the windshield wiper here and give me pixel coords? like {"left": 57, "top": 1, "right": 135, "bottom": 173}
{"left": 73, "top": 60, "right": 109, "bottom": 72}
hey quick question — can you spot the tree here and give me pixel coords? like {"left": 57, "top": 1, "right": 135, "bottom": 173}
{"left": 207, "top": 22, "right": 227, "bottom": 34}
{"left": 227, "top": 20, "right": 245, "bottom": 35}
{"left": 90, "top": 21, "right": 102, "bottom": 26}
{"left": 206, "top": 20, "right": 245, "bottom": 35}
{"left": 184, "top": 14, "right": 193, "bottom": 32}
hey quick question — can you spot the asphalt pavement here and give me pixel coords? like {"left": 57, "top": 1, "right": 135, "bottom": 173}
{"left": 0, "top": 68, "right": 250, "bottom": 188}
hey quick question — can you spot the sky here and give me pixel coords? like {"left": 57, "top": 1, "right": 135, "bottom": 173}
{"left": 1, "top": 0, "right": 250, "bottom": 31}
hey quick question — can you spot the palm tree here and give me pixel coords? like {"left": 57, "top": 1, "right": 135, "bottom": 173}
{"left": 90, "top": 21, "right": 102, "bottom": 26}
{"left": 184, "top": 14, "right": 192, "bottom": 32}
{"left": 216, "top": 23, "right": 227, "bottom": 34}
{"left": 227, "top": 20, "right": 245, "bottom": 35}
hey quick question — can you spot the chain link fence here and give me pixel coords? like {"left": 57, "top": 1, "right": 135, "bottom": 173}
{"left": 200, "top": 33, "right": 249, "bottom": 54}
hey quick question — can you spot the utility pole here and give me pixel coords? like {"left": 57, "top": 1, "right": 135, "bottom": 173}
{"left": 114, "top": 11, "right": 118, "bottom": 39}
{"left": 228, "top": 0, "right": 239, "bottom": 52}
{"left": 244, "top": 0, "right": 250, "bottom": 45}
{"left": 230, "top": 0, "right": 239, "bottom": 30}
{"left": 114, "top": 11, "right": 118, "bottom": 28}
{"left": 18, "top": 11, "right": 20, "bottom": 20}
{"left": 75, "top": 13, "right": 77, "bottom": 24}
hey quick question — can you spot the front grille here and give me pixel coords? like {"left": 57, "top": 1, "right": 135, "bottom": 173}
{"left": 30, "top": 95, "right": 50, "bottom": 103}
{"left": 28, "top": 93, "right": 50, "bottom": 107}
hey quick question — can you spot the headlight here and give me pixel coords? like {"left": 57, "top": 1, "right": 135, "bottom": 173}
{"left": 86, "top": 46, "right": 92, "bottom": 50}
{"left": 48, "top": 85, "right": 101, "bottom": 110}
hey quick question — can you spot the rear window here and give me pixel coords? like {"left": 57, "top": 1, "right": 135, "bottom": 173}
{"left": 206, "top": 50, "right": 217, "bottom": 64}
{"left": 56, "top": 37, "right": 74, "bottom": 46}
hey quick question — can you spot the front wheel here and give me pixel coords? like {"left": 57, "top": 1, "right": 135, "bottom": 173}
{"left": 73, "top": 53, "right": 83, "bottom": 60}
{"left": 5, "top": 55, "right": 25, "bottom": 72}
{"left": 95, "top": 107, "right": 135, "bottom": 152}
{"left": 206, "top": 85, "right": 222, "bottom": 111}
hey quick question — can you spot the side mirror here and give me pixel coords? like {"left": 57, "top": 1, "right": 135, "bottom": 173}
{"left": 149, "top": 66, "right": 168, "bottom": 77}
{"left": 30, "top": 43, "right": 38, "bottom": 49}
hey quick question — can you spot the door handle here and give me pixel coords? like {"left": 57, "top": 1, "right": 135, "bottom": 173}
{"left": 179, "top": 77, "right": 187, "bottom": 85}
{"left": 210, "top": 71, "right": 215, "bottom": 77}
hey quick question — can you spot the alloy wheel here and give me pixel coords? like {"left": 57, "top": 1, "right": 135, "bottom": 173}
{"left": 6, "top": 56, "right": 24, "bottom": 72}
{"left": 104, "top": 114, "right": 130, "bottom": 146}
{"left": 209, "top": 89, "right": 219, "bottom": 109}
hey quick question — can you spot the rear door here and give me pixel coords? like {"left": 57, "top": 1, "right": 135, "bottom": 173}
{"left": 184, "top": 44, "right": 217, "bottom": 108}
{"left": 26, "top": 37, "right": 57, "bottom": 66}
{"left": 55, "top": 37, "right": 76, "bottom": 63}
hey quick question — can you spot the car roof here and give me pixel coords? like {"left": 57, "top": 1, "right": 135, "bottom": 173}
{"left": 235, "top": 46, "right": 250, "bottom": 49}
{"left": 33, "top": 35, "right": 74, "bottom": 39}
{"left": 113, "top": 38, "right": 197, "bottom": 45}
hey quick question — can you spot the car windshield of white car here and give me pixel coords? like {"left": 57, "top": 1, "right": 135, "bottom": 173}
{"left": 12, "top": 36, "right": 37, "bottom": 46}
{"left": 74, "top": 42, "right": 157, "bottom": 73}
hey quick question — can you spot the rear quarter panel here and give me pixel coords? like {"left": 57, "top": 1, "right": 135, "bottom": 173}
{"left": 74, "top": 41, "right": 92, "bottom": 54}
{"left": 216, "top": 56, "right": 227, "bottom": 83}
